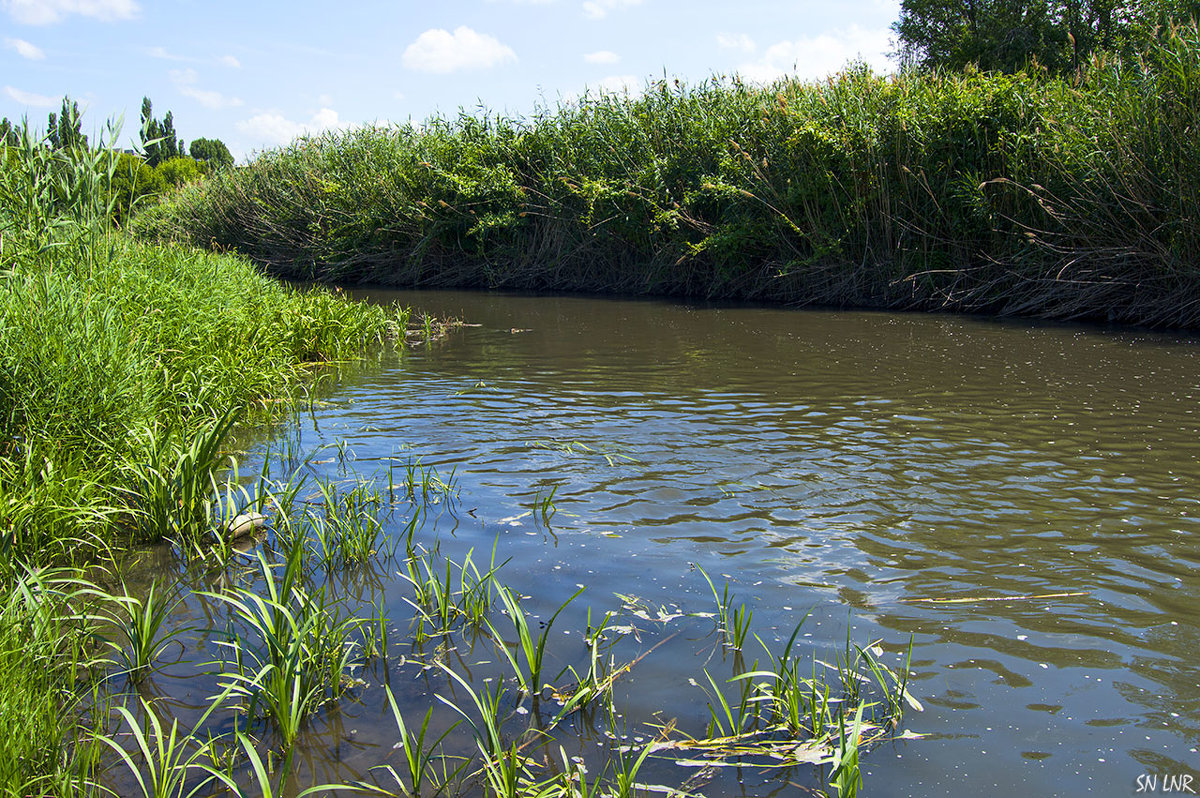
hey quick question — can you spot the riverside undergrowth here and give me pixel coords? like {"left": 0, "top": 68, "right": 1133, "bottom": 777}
{"left": 0, "top": 125, "right": 408, "bottom": 563}
{"left": 0, "top": 120, "right": 408, "bottom": 795}
{"left": 146, "top": 24, "right": 1200, "bottom": 328}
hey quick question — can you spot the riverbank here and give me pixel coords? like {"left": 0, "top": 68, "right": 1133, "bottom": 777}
{"left": 143, "top": 26, "right": 1200, "bottom": 329}
{"left": 0, "top": 129, "right": 408, "bottom": 792}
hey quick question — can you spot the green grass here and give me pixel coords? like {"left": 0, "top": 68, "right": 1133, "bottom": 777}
{"left": 147, "top": 24, "right": 1200, "bottom": 329}
{"left": 0, "top": 119, "right": 414, "bottom": 796}
{"left": 0, "top": 139, "right": 408, "bottom": 562}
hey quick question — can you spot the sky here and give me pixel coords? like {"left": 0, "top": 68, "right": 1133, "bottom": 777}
{"left": 1, "top": 0, "right": 902, "bottom": 162}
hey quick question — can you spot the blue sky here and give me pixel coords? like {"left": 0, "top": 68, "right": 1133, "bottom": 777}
{"left": 2, "top": 0, "right": 900, "bottom": 161}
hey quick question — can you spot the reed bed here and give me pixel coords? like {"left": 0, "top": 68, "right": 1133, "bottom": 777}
{"left": 145, "top": 25, "right": 1200, "bottom": 328}
{"left": 0, "top": 128, "right": 409, "bottom": 563}
{"left": 0, "top": 121, "right": 414, "bottom": 795}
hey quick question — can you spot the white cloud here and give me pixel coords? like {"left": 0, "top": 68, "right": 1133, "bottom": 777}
{"left": 170, "top": 68, "right": 243, "bottom": 110}
{"left": 581, "top": 0, "right": 641, "bottom": 20}
{"left": 738, "top": 25, "right": 892, "bottom": 83}
{"left": 3, "top": 0, "right": 138, "bottom": 25}
{"left": 236, "top": 107, "right": 347, "bottom": 147}
{"left": 592, "top": 74, "right": 639, "bottom": 94}
{"left": 4, "top": 85, "right": 57, "bottom": 107}
{"left": 150, "top": 46, "right": 241, "bottom": 69}
{"left": 402, "top": 26, "right": 516, "bottom": 74}
{"left": 584, "top": 50, "right": 620, "bottom": 64}
{"left": 716, "top": 33, "right": 756, "bottom": 53}
{"left": 4, "top": 37, "right": 44, "bottom": 59}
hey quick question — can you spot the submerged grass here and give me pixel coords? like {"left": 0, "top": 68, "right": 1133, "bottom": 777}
{"left": 149, "top": 24, "right": 1200, "bottom": 329}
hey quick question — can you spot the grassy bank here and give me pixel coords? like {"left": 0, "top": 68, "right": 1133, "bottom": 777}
{"left": 145, "top": 25, "right": 1200, "bottom": 328}
{"left": 0, "top": 130, "right": 407, "bottom": 564}
{"left": 0, "top": 124, "right": 408, "bottom": 793}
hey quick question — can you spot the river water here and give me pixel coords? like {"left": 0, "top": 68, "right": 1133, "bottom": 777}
{"left": 142, "top": 289, "right": 1200, "bottom": 796}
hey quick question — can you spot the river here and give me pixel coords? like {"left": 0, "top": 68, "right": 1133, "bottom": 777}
{"left": 138, "top": 289, "right": 1200, "bottom": 796}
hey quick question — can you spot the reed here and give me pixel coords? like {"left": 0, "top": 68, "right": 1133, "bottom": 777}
{"left": 148, "top": 25, "right": 1200, "bottom": 330}
{"left": 0, "top": 117, "right": 408, "bottom": 564}
{"left": 0, "top": 566, "right": 106, "bottom": 796}
{"left": 103, "top": 580, "right": 190, "bottom": 684}
{"left": 203, "top": 547, "right": 368, "bottom": 749}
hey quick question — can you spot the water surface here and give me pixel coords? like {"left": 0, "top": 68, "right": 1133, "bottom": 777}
{"left": 145, "top": 290, "right": 1200, "bottom": 796}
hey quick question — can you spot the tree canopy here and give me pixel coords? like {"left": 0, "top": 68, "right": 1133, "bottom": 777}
{"left": 893, "top": 0, "right": 1200, "bottom": 72}
{"left": 139, "top": 97, "right": 183, "bottom": 167}
{"left": 189, "top": 137, "right": 234, "bottom": 170}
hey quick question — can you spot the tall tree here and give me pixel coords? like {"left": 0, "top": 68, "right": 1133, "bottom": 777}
{"left": 139, "top": 97, "right": 182, "bottom": 166}
{"left": 159, "top": 111, "right": 183, "bottom": 161}
{"left": 46, "top": 97, "right": 87, "bottom": 151}
{"left": 0, "top": 118, "right": 17, "bottom": 148}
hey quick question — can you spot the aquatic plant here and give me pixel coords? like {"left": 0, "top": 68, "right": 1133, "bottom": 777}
{"left": 0, "top": 565, "right": 106, "bottom": 795}
{"left": 97, "top": 700, "right": 222, "bottom": 798}
{"left": 103, "top": 579, "right": 191, "bottom": 683}
{"left": 363, "top": 686, "right": 466, "bottom": 798}
{"left": 487, "top": 583, "right": 584, "bottom": 702}
{"left": 204, "top": 547, "right": 369, "bottom": 749}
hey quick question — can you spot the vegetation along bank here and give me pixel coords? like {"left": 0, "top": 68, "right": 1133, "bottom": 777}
{"left": 145, "top": 26, "right": 1200, "bottom": 329}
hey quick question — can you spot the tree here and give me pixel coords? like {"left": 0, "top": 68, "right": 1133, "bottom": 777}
{"left": 0, "top": 118, "right": 18, "bottom": 147}
{"left": 189, "top": 137, "right": 234, "bottom": 170}
{"left": 139, "top": 97, "right": 183, "bottom": 167}
{"left": 46, "top": 97, "right": 87, "bottom": 151}
{"left": 893, "top": 0, "right": 1200, "bottom": 73}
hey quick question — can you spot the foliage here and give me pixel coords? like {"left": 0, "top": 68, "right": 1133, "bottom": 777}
{"left": 140, "top": 97, "right": 183, "bottom": 167}
{"left": 109, "top": 152, "right": 166, "bottom": 223}
{"left": 46, "top": 97, "right": 88, "bottom": 151}
{"left": 0, "top": 118, "right": 19, "bottom": 148}
{"left": 149, "top": 27, "right": 1200, "bottom": 329}
{"left": 189, "top": 137, "right": 234, "bottom": 170}
{"left": 0, "top": 118, "right": 408, "bottom": 562}
{"left": 155, "top": 155, "right": 202, "bottom": 187}
{"left": 0, "top": 567, "right": 105, "bottom": 796}
{"left": 893, "top": 0, "right": 1200, "bottom": 73}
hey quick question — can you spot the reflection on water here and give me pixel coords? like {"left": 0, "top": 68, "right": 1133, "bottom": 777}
{"left": 131, "top": 290, "right": 1200, "bottom": 795}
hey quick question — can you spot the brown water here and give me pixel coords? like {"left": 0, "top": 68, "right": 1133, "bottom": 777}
{"left": 137, "top": 290, "right": 1200, "bottom": 796}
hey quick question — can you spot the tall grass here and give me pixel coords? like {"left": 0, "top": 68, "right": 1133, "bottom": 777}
{"left": 0, "top": 118, "right": 414, "bottom": 796}
{"left": 148, "top": 24, "right": 1200, "bottom": 328}
{"left": 0, "top": 566, "right": 107, "bottom": 797}
{"left": 0, "top": 123, "right": 409, "bottom": 562}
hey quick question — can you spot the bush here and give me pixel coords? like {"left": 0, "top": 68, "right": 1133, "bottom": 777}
{"left": 155, "top": 155, "right": 202, "bottom": 187}
{"left": 108, "top": 152, "right": 165, "bottom": 224}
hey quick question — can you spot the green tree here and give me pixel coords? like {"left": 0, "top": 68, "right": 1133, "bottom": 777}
{"left": 893, "top": 0, "right": 1200, "bottom": 73}
{"left": 0, "top": 118, "right": 18, "bottom": 148}
{"left": 189, "top": 137, "right": 234, "bottom": 170}
{"left": 108, "top": 152, "right": 166, "bottom": 224}
{"left": 139, "top": 97, "right": 182, "bottom": 166}
{"left": 46, "top": 97, "right": 87, "bottom": 151}
{"left": 155, "top": 156, "right": 202, "bottom": 187}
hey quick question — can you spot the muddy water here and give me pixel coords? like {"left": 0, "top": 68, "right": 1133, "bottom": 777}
{"left": 146, "top": 290, "right": 1200, "bottom": 796}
